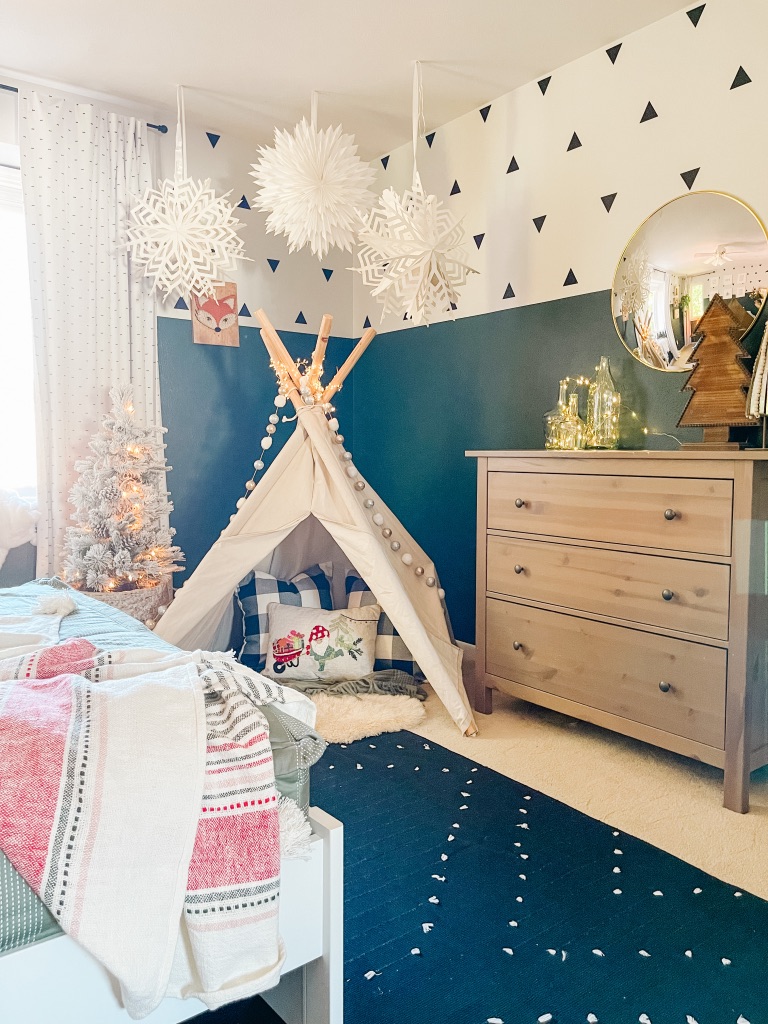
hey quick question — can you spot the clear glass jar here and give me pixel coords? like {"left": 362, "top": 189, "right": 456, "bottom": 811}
{"left": 543, "top": 379, "right": 568, "bottom": 449}
{"left": 559, "top": 392, "right": 585, "bottom": 450}
{"left": 586, "top": 356, "right": 621, "bottom": 449}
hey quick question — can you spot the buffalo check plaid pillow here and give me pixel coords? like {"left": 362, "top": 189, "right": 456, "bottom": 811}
{"left": 237, "top": 562, "right": 333, "bottom": 672}
{"left": 345, "top": 572, "right": 423, "bottom": 679}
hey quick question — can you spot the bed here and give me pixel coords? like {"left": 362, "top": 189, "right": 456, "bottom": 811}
{"left": 0, "top": 580, "right": 343, "bottom": 1024}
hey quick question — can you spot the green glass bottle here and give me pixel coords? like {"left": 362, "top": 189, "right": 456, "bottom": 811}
{"left": 586, "top": 356, "right": 620, "bottom": 449}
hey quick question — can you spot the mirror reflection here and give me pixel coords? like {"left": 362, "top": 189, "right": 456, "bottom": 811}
{"left": 612, "top": 191, "right": 768, "bottom": 371}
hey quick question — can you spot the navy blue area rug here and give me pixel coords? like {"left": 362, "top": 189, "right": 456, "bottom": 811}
{"left": 197, "top": 729, "right": 767, "bottom": 1024}
{"left": 313, "top": 730, "right": 766, "bottom": 1024}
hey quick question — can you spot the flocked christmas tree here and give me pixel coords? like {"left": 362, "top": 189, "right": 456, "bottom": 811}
{"left": 62, "top": 386, "right": 184, "bottom": 592}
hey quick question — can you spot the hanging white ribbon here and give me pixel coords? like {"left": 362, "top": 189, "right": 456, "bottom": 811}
{"left": 412, "top": 61, "right": 425, "bottom": 181}
{"left": 311, "top": 91, "right": 319, "bottom": 131}
{"left": 174, "top": 85, "right": 188, "bottom": 182}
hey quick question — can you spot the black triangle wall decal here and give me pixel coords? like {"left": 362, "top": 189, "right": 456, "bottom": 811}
{"left": 450, "top": 180, "right": 461, "bottom": 196}
{"left": 507, "top": 156, "right": 519, "bottom": 173}
{"left": 533, "top": 215, "right": 547, "bottom": 233}
{"left": 538, "top": 76, "right": 551, "bottom": 95}
{"left": 450, "top": 302, "right": 458, "bottom": 311}
{"left": 601, "top": 193, "right": 618, "bottom": 213}
{"left": 381, "top": 155, "right": 390, "bottom": 169}
{"left": 567, "top": 132, "right": 582, "bottom": 152}
{"left": 681, "top": 167, "right": 700, "bottom": 190}
{"left": 640, "top": 102, "right": 658, "bottom": 123}
{"left": 363, "top": 316, "right": 372, "bottom": 329}
{"left": 503, "top": 283, "right": 515, "bottom": 300}
{"left": 474, "top": 233, "right": 485, "bottom": 249}
{"left": 425, "top": 132, "right": 436, "bottom": 148}
{"left": 686, "top": 4, "right": 705, "bottom": 27}
{"left": 564, "top": 269, "right": 578, "bottom": 287}
{"left": 296, "top": 311, "right": 307, "bottom": 325}
{"left": 606, "top": 43, "right": 622, "bottom": 64}
{"left": 731, "top": 66, "right": 752, "bottom": 89}
{"left": 480, "top": 104, "right": 491, "bottom": 122}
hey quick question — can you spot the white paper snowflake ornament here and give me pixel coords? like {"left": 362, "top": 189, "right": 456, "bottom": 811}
{"left": 354, "top": 63, "right": 478, "bottom": 327}
{"left": 251, "top": 97, "right": 376, "bottom": 260}
{"left": 356, "top": 172, "right": 477, "bottom": 326}
{"left": 127, "top": 86, "right": 249, "bottom": 299}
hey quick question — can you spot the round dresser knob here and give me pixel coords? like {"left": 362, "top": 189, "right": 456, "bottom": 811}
{"left": 658, "top": 680, "right": 671, "bottom": 693}
{"left": 661, "top": 589, "right": 674, "bottom": 602}
{"left": 513, "top": 641, "right": 524, "bottom": 651}
{"left": 514, "top": 498, "right": 526, "bottom": 508}
{"left": 664, "top": 508, "right": 678, "bottom": 521}
{"left": 514, "top": 564, "right": 525, "bottom": 575}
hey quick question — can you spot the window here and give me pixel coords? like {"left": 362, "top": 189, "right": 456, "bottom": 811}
{"left": 0, "top": 163, "right": 36, "bottom": 498}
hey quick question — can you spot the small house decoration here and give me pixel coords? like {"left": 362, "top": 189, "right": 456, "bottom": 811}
{"left": 677, "top": 293, "right": 755, "bottom": 447}
{"left": 191, "top": 284, "right": 239, "bottom": 347}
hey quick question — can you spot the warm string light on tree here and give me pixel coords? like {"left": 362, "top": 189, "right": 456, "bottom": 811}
{"left": 62, "top": 386, "right": 184, "bottom": 592}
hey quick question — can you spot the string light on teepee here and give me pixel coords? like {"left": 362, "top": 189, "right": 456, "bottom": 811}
{"left": 355, "top": 63, "right": 478, "bottom": 327}
{"left": 250, "top": 93, "right": 376, "bottom": 260}
{"left": 127, "top": 86, "right": 249, "bottom": 299}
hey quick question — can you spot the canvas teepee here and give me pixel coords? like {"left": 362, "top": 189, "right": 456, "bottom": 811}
{"left": 155, "top": 309, "right": 477, "bottom": 736}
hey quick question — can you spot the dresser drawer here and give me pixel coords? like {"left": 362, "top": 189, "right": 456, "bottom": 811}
{"left": 487, "top": 536, "right": 730, "bottom": 640}
{"left": 485, "top": 599, "right": 727, "bottom": 748}
{"left": 487, "top": 472, "right": 733, "bottom": 555}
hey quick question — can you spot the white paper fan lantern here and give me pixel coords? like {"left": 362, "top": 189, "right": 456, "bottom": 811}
{"left": 355, "top": 173, "right": 477, "bottom": 327}
{"left": 127, "top": 87, "right": 249, "bottom": 299}
{"left": 251, "top": 116, "right": 376, "bottom": 260}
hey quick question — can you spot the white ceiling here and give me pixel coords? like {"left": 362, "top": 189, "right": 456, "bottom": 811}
{"left": 1, "top": 0, "right": 690, "bottom": 159}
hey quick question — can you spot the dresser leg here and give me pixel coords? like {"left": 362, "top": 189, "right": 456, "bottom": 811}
{"left": 723, "top": 758, "right": 750, "bottom": 813}
{"left": 473, "top": 677, "right": 493, "bottom": 715}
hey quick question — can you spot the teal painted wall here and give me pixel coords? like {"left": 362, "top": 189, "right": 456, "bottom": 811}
{"left": 350, "top": 289, "right": 721, "bottom": 644}
{"left": 157, "top": 317, "right": 354, "bottom": 583}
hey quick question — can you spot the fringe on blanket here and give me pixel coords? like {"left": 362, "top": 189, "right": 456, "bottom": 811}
{"left": 286, "top": 668, "right": 427, "bottom": 701}
{"left": 278, "top": 797, "right": 312, "bottom": 860}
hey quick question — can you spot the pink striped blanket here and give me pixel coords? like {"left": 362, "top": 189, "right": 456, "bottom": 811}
{"left": 0, "top": 638, "right": 301, "bottom": 1018}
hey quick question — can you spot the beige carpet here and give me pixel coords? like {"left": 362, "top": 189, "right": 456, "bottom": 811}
{"left": 412, "top": 664, "right": 768, "bottom": 900}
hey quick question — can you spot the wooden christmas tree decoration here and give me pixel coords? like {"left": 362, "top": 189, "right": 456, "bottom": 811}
{"left": 678, "top": 293, "right": 755, "bottom": 448}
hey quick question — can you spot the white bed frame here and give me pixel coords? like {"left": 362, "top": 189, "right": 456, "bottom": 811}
{"left": 0, "top": 807, "right": 343, "bottom": 1024}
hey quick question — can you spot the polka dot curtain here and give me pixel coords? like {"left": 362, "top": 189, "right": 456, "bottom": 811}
{"left": 19, "top": 91, "right": 160, "bottom": 576}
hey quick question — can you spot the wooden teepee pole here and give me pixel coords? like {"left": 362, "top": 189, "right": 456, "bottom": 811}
{"left": 311, "top": 314, "right": 333, "bottom": 386}
{"left": 260, "top": 330, "right": 303, "bottom": 413}
{"left": 255, "top": 308, "right": 302, "bottom": 388}
{"left": 321, "top": 327, "right": 376, "bottom": 403}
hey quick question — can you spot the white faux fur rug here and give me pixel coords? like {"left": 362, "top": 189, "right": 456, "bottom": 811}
{"left": 311, "top": 693, "right": 426, "bottom": 744}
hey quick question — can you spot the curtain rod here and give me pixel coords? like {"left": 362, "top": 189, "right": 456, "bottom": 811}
{"left": 0, "top": 82, "right": 168, "bottom": 133}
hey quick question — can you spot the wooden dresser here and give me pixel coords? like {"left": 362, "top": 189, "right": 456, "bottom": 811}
{"left": 467, "top": 450, "right": 768, "bottom": 812}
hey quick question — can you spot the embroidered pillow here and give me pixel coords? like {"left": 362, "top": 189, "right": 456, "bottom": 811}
{"left": 345, "top": 573, "right": 423, "bottom": 678}
{"left": 237, "top": 563, "right": 333, "bottom": 672}
{"left": 264, "top": 604, "right": 380, "bottom": 682}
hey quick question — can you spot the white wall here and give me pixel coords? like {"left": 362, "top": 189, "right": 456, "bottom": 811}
{"left": 353, "top": 0, "right": 768, "bottom": 335}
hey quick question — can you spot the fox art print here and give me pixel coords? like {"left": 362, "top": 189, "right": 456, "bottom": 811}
{"left": 191, "top": 285, "right": 240, "bottom": 347}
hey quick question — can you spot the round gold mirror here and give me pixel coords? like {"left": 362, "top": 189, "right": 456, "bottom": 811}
{"left": 612, "top": 191, "right": 768, "bottom": 371}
